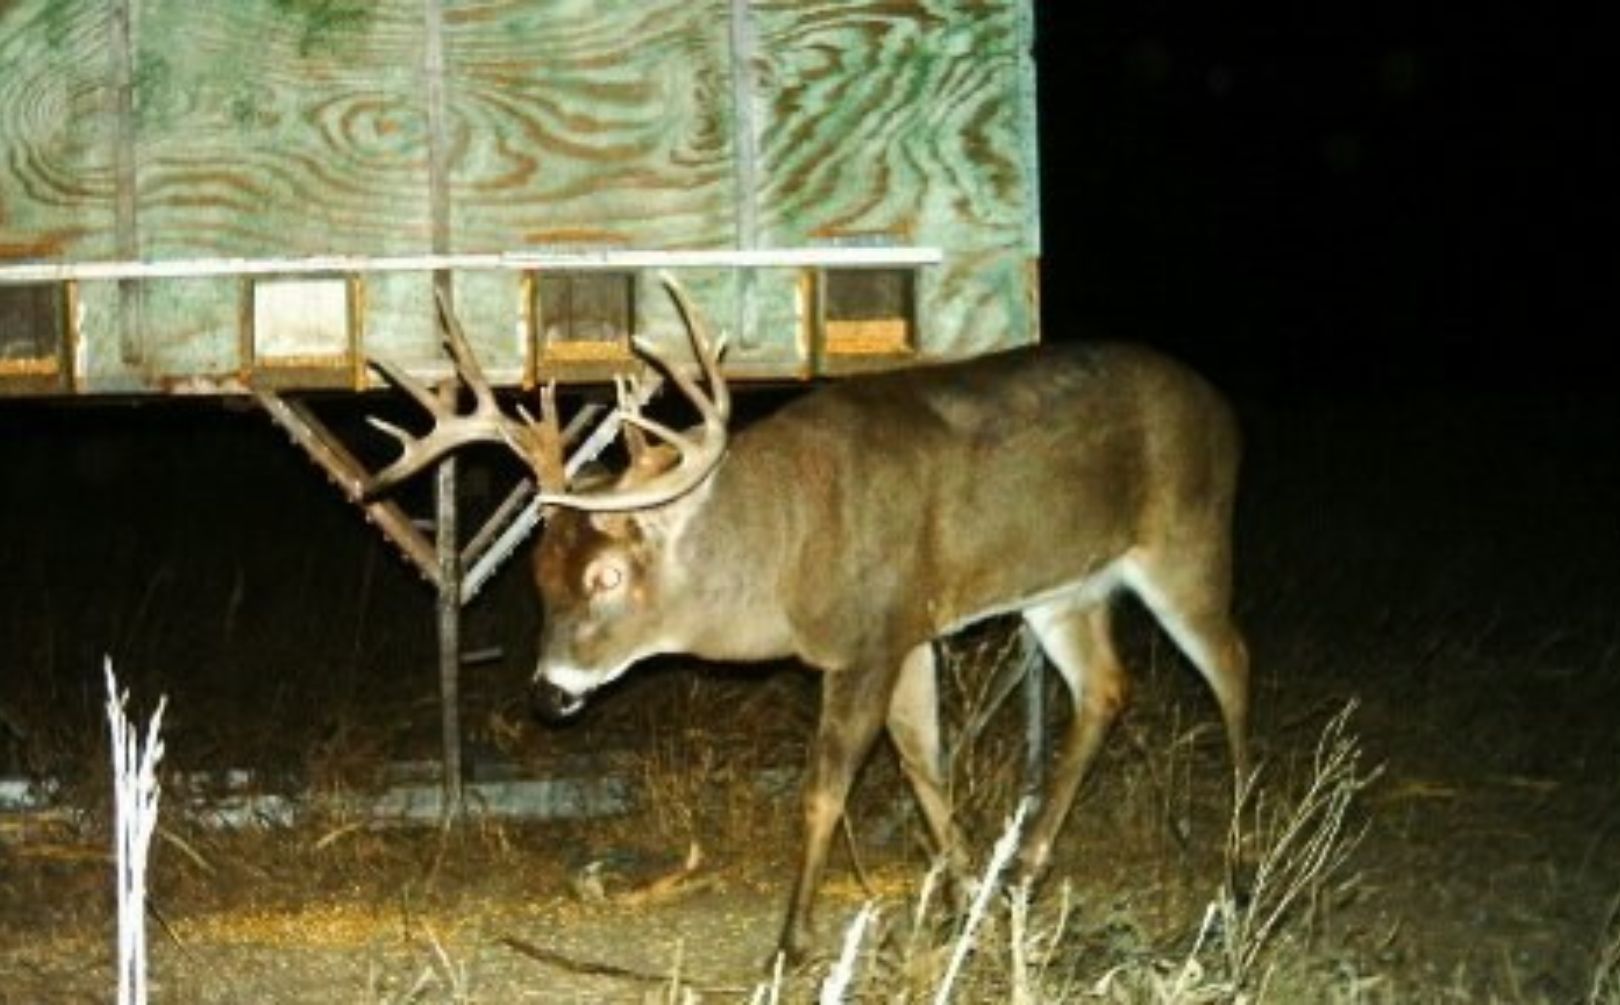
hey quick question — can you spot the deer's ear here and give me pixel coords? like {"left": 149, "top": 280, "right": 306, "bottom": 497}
{"left": 622, "top": 443, "right": 682, "bottom": 483}
{"left": 588, "top": 511, "right": 641, "bottom": 540}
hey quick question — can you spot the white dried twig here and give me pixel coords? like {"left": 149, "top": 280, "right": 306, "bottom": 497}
{"left": 934, "top": 797, "right": 1031, "bottom": 1004}
{"left": 820, "top": 902, "right": 878, "bottom": 1004}
{"left": 1222, "top": 700, "right": 1379, "bottom": 987}
{"left": 106, "top": 658, "right": 168, "bottom": 1005}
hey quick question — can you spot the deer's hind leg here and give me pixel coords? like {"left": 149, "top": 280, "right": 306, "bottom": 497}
{"left": 1014, "top": 599, "right": 1127, "bottom": 884}
{"left": 887, "top": 641, "right": 969, "bottom": 875}
{"left": 1123, "top": 548, "right": 1250, "bottom": 789}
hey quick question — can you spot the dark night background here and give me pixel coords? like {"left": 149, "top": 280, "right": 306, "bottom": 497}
{"left": 0, "top": 3, "right": 1607, "bottom": 737}
{"left": 0, "top": 0, "right": 1610, "bottom": 756}
{"left": 1034, "top": 3, "right": 1603, "bottom": 394}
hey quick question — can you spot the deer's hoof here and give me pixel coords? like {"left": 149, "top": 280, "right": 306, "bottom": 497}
{"left": 770, "top": 925, "right": 817, "bottom": 973}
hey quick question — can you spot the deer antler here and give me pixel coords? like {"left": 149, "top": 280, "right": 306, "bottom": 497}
{"left": 364, "top": 272, "right": 730, "bottom": 512}
{"left": 365, "top": 289, "right": 564, "bottom": 496}
{"left": 534, "top": 271, "right": 731, "bottom": 512}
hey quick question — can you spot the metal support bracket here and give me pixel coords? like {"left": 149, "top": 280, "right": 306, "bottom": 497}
{"left": 1019, "top": 624, "right": 1047, "bottom": 804}
{"left": 434, "top": 381, "right": 463, "bottom": 812}
{"left": 254, "top": 371, "right": 667, "bottom": 814}
{"left": 253, "top": 389, "right": 439, "bottom": 583}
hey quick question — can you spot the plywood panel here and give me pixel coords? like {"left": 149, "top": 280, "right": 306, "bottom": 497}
{"left": 137, "top": 278, "right": 246, "bottom": 385}
{"left": 2, "top": 0, "right": 1040, "bottom": 394}
{"left": 0, "top": 0, "right": 120, "bottom": 263}
{"left": 73, "top": 280, "right": 136, "bottom": 393}
{"left": 752, "top": 0, "right": 1038, "bottom": 356}
{"left": 443, "top": 0, "right": 737, "bottom": 252}
{"left": 752, "top": 0, "right": 1032, "bottom": 246}
{"left": 129, "top": 0, "right": 431, "bottom": 259}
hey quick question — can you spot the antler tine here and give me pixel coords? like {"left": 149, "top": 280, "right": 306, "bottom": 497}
{"left": 364, "top": 414, "right": 417, "bottom": 450}
{"left": 363, "top": 292, "right": 549, "bottom": 498}
{"left": 651, "top": 268, "right": 731, "bottom": 424}
{"left": 514, "top": 381, "right": 566, "bottom": 488}
{"left": 537, "top": 381, "right": 558, "bottom": 431}
{"left": 368, "top": 354, "right": 443, "bottom": 417}
{"left": 536, "top": 271, "right": 731, "bottom": 512}
{"left": 365, "top": 408, "right": 526, "bottom": 495}
{"left": 513, "top": 382, "right": 569, "bottom": 443}
{"left": 614, "top": 375, "right": 651, "bottom": 461}
{"left": 434, "top": 287, "right": 500, "bottom": 413}
{"left": 618, "top": 409, "right": 697, "bottom": 458}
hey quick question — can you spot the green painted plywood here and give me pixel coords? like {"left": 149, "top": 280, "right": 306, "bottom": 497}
{"left": 0, "top": 0, "right": 120, "bottom": 262}
{"left": 1, "top": 0, "right": 1040, "bottom": 395}
{"left": 443, "top": 0, "right": 737, "bottom": 253}
{"left": 751, "top": 0, "right": 1038, "bottom": 356}
{"left": 753, "top": 0, "right": 1033, "bottom": 246}
{"left": 129, "top": 0, "right": 431, "bottom": 259}
{"left": 112, "top": 0, "right": 433, "bottom": 382}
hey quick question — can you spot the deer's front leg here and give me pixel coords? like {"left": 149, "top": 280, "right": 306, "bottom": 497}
{"left": 777, "top": 663, "right": 894, "bottom": 965}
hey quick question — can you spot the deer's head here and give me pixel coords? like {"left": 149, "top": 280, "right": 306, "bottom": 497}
{"left": 364, "top": 273, "right": 730, "bottom": 719}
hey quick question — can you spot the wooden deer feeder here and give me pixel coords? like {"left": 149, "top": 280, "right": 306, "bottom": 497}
{"left": 0, "top": 0, "right": 1043, "bottom": 806}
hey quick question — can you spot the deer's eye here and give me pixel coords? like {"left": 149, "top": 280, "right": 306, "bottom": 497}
{"left": 585, "top": 558, "right": 626, "bottom": 596}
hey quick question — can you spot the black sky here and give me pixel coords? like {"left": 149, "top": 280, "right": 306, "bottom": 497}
{"left": 1032, "top": 4, "right": 1602, "bottom": 394}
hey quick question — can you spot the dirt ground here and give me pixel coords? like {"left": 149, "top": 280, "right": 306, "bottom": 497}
{"left": 2, "top": 388, "right": 1618, "bottom": 1002}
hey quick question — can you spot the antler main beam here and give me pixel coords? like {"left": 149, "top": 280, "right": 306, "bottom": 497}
{"left": 365, "top": 291, "right": 560, "bottom": 496}
{"left": 536, "top": 274, "right": 730, "bottom": 512}
{"left": 364, "top": 272, "right": 731, "bottom": 512}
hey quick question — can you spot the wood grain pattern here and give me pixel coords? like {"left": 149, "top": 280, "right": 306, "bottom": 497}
{"left": 443, "top": 0, "right": 737, "bottom": 252}
{"left": 121, "top": 0, "right": 435, "bottom": 380}
{"left": 753, "top": 0, "right": 1031, "bottom": 245}
{"left": 1, "top": 0, "right": 1039, "bottom": 393}
{"left": 0, "top": 0, "right": 120, "bottom": 262}
{"left": 129, "top": 0, "right": 430, "bottom": 259}
{"left": 752, "top": 0, "right": 1037, "bottom": 356}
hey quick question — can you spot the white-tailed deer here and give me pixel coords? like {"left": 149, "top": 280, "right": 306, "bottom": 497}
{"left": 368, "top": 274, "right": 1248, "bottom": 964}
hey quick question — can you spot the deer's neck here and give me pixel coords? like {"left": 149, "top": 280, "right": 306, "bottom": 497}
{"left": 655, "top": 454, "right": 799, "bottom": 663}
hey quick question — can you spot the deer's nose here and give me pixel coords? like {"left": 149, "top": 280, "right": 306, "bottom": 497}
{"left": 531, "top": 678, "right": 587, "bottom": 722}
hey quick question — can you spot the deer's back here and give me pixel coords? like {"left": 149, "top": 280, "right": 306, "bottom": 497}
{"left": 717, "top": 343, "right": 1239, "bottom": 642}
{"left": 754, "top": 342, "right": 1236, "bottom": 491}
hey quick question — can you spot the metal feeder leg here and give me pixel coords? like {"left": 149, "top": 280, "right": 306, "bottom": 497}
{"left": 1020, "top": 624, "right": 1046, "bottom": 805}
{"left": 435, "top": 393, "right": 464, "bottom": 816}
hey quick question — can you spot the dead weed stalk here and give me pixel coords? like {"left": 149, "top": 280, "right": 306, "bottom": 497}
{"left": 940, "top": 624, "right": 1033, "bottom": 835}
{"left": 1218, "top": 700, "right": 1378, "bottom": 991}
{"left": 1590, "top": 887, "right": 1620, "bottom": 1005}
{"left": 809, "top": 701, "right": 1378, "bottom": 1003}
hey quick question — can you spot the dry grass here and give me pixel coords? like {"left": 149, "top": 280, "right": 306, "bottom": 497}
{"left": 631, "top": 701, "right": 796, "bottom": 854}
{"left": 1217, "top": 701, "right": 1379, "bottom": 990}
{"left": 740, "top": 697, "right": 1380, "bottom": 1004}
{"left": 939, "top": 623, "right": 1034, "bottom": 835}
{"left": 1, "top": 617, "right": 1603, "bottom": 1001}
{"left": 1591, "top": 891, "right": 1620, "bottom": 1005}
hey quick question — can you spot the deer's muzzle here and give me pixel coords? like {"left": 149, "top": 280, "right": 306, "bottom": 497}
{"left": 531, "top": 678, "right": 587, "bottom": 721}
